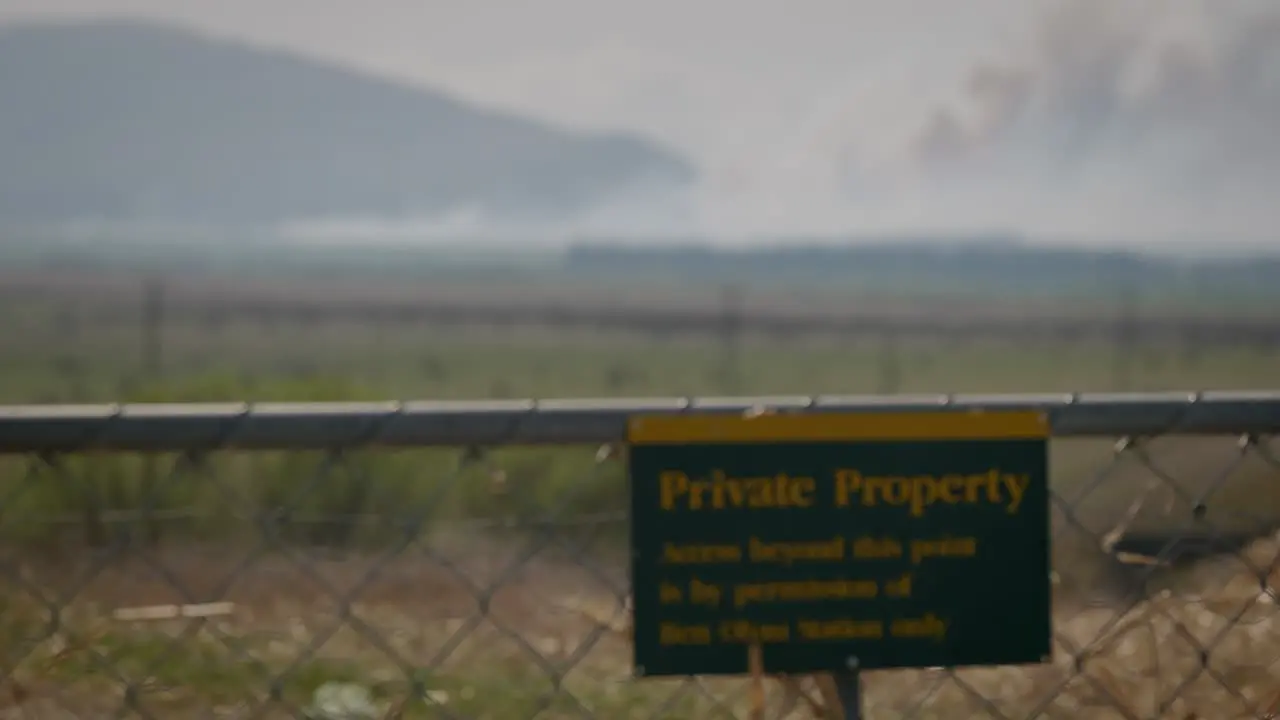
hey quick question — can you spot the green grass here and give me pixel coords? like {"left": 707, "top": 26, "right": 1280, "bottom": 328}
{"left": 4, "top": 313, "right": 1278, "bottom": 404}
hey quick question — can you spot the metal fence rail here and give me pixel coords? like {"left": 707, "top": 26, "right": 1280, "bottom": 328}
{"left": 4, "top": 391, "right": 1280, "bottom": 452}
{"left": 2, "top": 392, "right": 1280, "bottom": 719}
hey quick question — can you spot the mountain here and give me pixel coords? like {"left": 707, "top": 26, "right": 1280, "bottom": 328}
{"left": 0, "top": 20, "right": 695, "bottom": 228}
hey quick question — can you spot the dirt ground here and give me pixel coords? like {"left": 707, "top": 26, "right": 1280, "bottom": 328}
{"left": 6, "top": 527, "right": 1280, "bottom": 719}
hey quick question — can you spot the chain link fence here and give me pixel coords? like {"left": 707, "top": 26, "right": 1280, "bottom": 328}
{"left": 2, "top": 392, "right": 1280, "bottom": 719}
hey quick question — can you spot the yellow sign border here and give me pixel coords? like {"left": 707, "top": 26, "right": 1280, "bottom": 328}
{"left": 627, "top": 410, "right": 1049, "bottom": 445}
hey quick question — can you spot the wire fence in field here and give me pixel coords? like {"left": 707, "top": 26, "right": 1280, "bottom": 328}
{"left": 2, "top": 392, "right": 1280, "bottom": 718}
{"left": 7, "top": 278, "right": 1280, "bottom": 403}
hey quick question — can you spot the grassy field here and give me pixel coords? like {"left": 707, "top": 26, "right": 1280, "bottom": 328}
{"left": 2, "top": 269, "right": 1277, "bottom": 404}
{"left": 2, "top": 270, "right": 1279, "bottom": 718}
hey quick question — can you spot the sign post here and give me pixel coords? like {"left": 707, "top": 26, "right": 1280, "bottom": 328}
{"left": 627, "top": 410, "right": 1052, "bottom": 717}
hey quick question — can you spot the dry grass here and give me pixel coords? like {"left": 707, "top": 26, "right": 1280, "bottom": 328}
{"left": 1, "top": 432, "right": 1277, "bottom": 719}
{"left": 3, "top": 529, "right": 1280, "bottom": 720}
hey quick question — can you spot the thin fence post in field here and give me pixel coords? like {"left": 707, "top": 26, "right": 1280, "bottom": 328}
{"left": 719, "top": 283, "right": 744, "bottom": 394}
{"left": 142, "top": 277, "right": 166, "bottom": 377}
{"left": 835, "top": 670, "right": 863, "bottom": 720}
{"left": 876, "top": 328, "right": 901, "bottom": 394}
{"left": 1111, "top": 261, "right": 1137, "bottom": 391}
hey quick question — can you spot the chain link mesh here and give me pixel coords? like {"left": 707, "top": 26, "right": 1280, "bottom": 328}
{"left": 2, "top": 409, "right": 1280, "bottom": 718}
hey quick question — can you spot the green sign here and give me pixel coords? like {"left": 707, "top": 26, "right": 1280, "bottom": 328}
{"left": 628, "top": 411, "right": 1051, "bottom": 677}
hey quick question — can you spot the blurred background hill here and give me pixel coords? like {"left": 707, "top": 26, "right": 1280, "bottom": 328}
{"left": 0, "top": 20, "right": 694, "bottom": 229}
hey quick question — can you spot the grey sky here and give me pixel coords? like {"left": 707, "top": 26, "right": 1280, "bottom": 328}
{"left": 1, "top": 0, "right": 1277, "bottom": 244}
{"left": 0, "top": 1, "right": 1036, "bottom": 151}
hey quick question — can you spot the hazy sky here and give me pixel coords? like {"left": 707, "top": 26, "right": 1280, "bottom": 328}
{"left": 2, "top": 0, "right": 1278, "bottom": 245}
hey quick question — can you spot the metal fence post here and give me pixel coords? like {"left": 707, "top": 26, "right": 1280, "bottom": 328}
{"left": 835, "top": 670, "right": 863, "bottom": 718}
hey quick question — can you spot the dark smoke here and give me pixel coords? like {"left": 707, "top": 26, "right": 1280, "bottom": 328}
{"left": 914, "top": 0, "right": 1280, "bottom": 201}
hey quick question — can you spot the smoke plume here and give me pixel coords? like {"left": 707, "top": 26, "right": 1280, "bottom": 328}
{"left": 661, "top": 0, "right": 1280, "bottom": 245}
{"left": 897, "top": 0, "right": 1279, "bottom": 240}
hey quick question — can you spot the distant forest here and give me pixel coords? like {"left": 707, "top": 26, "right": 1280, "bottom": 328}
{"left": 4, "top": 231, "right": 1277, "bottom": 306}
{"left": 564, "top": 239, "right": 1280, "bottom": 299}
{"left": 0, "top": 21, "right": 691, "bottom": 226}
